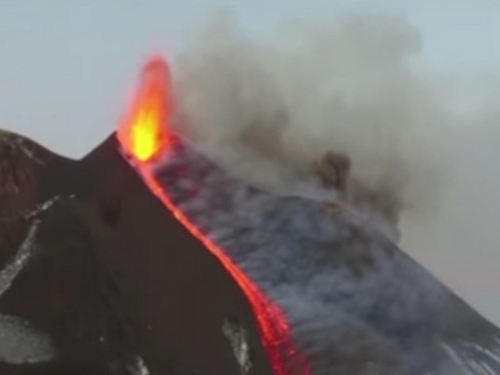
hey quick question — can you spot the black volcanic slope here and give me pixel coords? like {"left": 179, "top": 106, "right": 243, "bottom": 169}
{"left": 0, "top": 131, "right": 275, "bottom": 375}
{"left": 3, "top": 130, "right": 500, "bottom": 375}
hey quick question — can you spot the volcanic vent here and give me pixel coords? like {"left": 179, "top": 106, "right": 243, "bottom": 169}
{"left": 0, "top": 55, "right": 500, "bottom": 375}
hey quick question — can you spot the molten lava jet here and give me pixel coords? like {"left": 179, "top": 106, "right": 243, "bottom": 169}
{"left": 117, "top": 56, "right": 171, "bottom": 162}
{"left": 117, "top": 56, "right": 310, "bottom": 375}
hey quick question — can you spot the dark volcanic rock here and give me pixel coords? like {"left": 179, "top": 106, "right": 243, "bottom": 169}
{"left": 0, "top": 132, "right": 274, "bottom": 375}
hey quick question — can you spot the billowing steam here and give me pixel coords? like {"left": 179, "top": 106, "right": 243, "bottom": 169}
{"left": 171, "top": 12, "right": 454, "bottom": 229}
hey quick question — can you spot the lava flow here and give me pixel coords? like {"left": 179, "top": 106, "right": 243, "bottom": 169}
{"left": 116, "top": 55, "right": 310, "bottom": 375}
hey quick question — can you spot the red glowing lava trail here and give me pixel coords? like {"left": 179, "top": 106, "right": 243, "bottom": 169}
{"left": 117, "top": 55, "right": 310, "bottom": 375}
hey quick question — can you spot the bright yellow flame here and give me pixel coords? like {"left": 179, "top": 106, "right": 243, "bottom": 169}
{"left": 118, "top": 55, "right": 171, "bottom": 162}
{"left": 131, "top": 107, "right": 162, "bottom": 161}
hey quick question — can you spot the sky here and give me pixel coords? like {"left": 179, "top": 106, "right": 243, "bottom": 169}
{"left": 1, "top": 1, "right": 500, "bottom": 156}
{"left": 1, "top": 1, "right": 500, "bottom": 324}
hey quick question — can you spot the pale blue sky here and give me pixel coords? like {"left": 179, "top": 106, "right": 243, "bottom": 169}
{"left": 1, "top": 1, "right": 499, "bottom": 155}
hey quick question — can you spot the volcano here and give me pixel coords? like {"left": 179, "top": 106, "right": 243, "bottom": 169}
{"left": 0, "top": 130, "right": 279, "bottom": 375}
{"left": 1, "top": 56, "right": 500, "bottom": 375}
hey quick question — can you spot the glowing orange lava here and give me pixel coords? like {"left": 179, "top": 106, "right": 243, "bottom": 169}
{"left": 117, "top": 55, "right": 171, "bottom": 162}
{"left": 138, "top": 166, "right": 309, "bottom": 375}
{"left": 117, "top": 55, "right": 310, "bottom": 375}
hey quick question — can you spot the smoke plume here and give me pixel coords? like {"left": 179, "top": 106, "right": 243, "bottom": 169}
{"left": 172, "top": 12, "right": 453, "bottom": 218}
{"left": 169, "top": 11, "right": 500, "bottom": 324}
